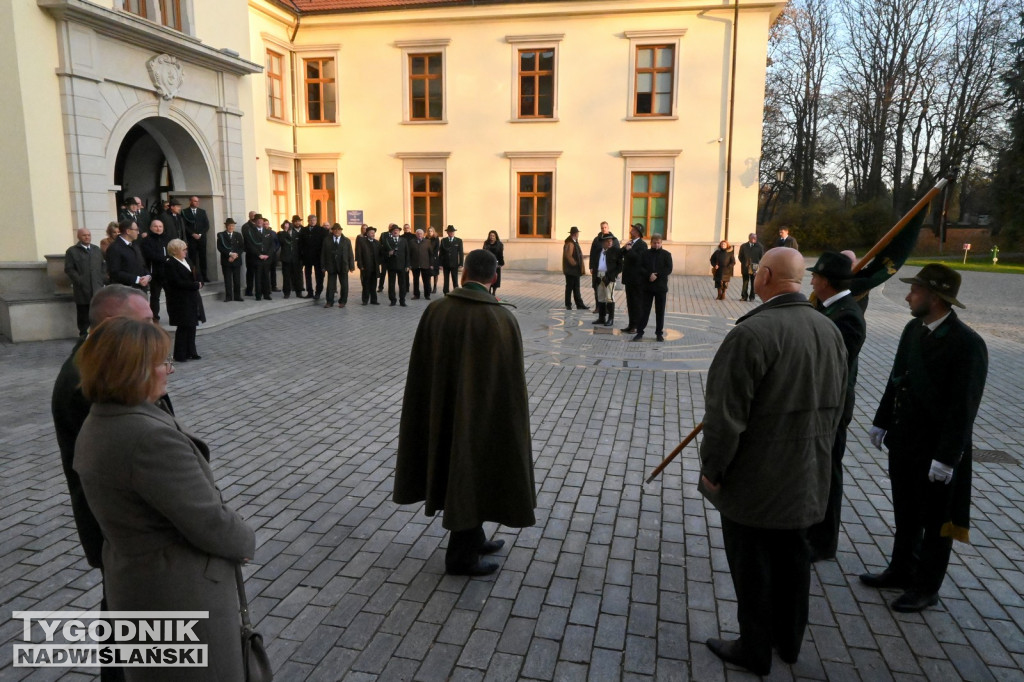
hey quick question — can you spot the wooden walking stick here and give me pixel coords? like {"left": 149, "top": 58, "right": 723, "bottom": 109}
{"left": 645, "top": 422, "right": 704, "bottom": 485}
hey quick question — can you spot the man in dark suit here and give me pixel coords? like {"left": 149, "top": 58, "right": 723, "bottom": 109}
{"left": 382, "top": 223, "right": 410, "bottom": 306}
{"left": 410, "top": 228, "right": 434, "bottom": 300}
{"left": 438, "top": 225, "right": 464, "bottom": 295}
{"left": 159, "top": 199, "right": 186, "bottom": 242}
{"left": 277, "top": 217, "right": 304, "bottom": 298}
{"left": 182, "top": 196, "right": 211, "bottom": 282}
{"left": 64, "top": 228, "right": 105, "bottom": 336}
{"left": 356, "top": 225, "right": 381, "bottom": 305}
{"left": 240, "top": 211, "right": 257, "bottom": 296}
{"left": 634, "top": 233, "right": 673, "bottom": 341}
{"left": 217, "top": 218, "right": 244, "bottom": 301}
{"left": 105, "top": 219, "right": 151, "bottom": 290}
{"left": 138, "top": 219, "right": 172, "bottom": 322}
{"left": 862, "top": 264, "right": 988, "bottom": 613}
{"left": 299, "top": 214, "right": 327, "bottom": 302}
{"left": 590, "top": 233, "right": 621, "bottom": 327}
{"left": 51, "top": 284, "right": 169, "bottom": 682}
{"left": 243, "top": 214, "right": 274, "bottom": 300}
{"left": 321, "top": 223, "right": 355, "bottom": 308}
{"left": 738, "top": 233, "right": 764, "bottom": 302}
{"left": 589, "top": 221, "right": 619, "bottom": 310}
{"left": 805, "top": 252, "right": 866, "bottom": 562}
{"left": 119, "top": 197, "right": 147, "bottom": 232}
{"left": 776, "top": 226, "right": 799, "bottom": 250}
{"left": 619, "top": 223, "right": 648, "bottom": 334}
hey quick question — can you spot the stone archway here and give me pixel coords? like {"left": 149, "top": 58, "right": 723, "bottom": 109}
{"left": 113, "top": 116, "right": 215, "bottom": 223}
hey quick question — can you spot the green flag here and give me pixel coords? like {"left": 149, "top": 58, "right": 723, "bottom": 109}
{"left": 850, "top": 209, "right": 926, "bottom": 295}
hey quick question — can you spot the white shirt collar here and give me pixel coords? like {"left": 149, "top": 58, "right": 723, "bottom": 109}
{"left": 925, "top": 311, "right": 951, "bottom": 332}
{"left": 822, "top": 290, "right": 852, "bottom": 308}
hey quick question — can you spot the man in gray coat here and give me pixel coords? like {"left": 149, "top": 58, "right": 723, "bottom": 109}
{"left": 698, "top": 247, "right": 847, "bottom": 675}
{"left": 64, "top": 228, "right": 105, "bottom": 336}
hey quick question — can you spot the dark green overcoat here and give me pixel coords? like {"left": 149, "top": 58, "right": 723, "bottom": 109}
{"left": 393, "top": 285, "right": 536, "bottom": 531}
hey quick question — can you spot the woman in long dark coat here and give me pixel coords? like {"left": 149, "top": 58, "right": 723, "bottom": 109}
{"left": 710, "top": 240, "right": 736, "bottom": 301}
{"left": 164, "top": 238, "right": 206, "bottom": 361}
{"left": 74, "top": 318, "right": 255, "bottom": 681}
{"left": 426, "top": 226, "right": 441, "bottom": 294}
{"left": 483, "top": 230, "right": 505, "bottom": 295}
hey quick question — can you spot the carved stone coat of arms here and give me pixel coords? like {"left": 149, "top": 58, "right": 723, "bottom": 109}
{"left": 147, "top": 54, "right": 184, "bottom": 101}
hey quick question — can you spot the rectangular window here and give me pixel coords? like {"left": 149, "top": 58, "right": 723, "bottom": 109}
{"left": 309, "top": 173, "right": 336, "bottom": 225}
{"left": 517, "top": 172, "right": 553, "bottom": 238}
{"left": 518, "top": 48, "right": 555, "bottom": 118}
{"left": 409, "top": 53, "right": 443, "bottom": 121}
{"left": 159, "top": 0, "right": 182, "bottom": 31}
{"left": 304, "top": 58, "right": 336, "bottom": 123}
{"left": 266, "top": 50, "right": 285, "bottom": 120}
{"left": 410, "top": 173, "right": 443, "bottom": 231}
{"left": 122, "top": 0, "right": 146, "bottom": 18}
{"left": 634, "top": 45, "right": 674, "bottom": 116}
{"left": 272, "top": 171, "right": 289, "bottom": 228}
{"left": 630, "top": 172, "right": 669, "bottom": 236}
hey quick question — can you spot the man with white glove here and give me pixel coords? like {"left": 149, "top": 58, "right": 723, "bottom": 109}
{"left": 860, "top": 264, "right": 987, "bottom": 613}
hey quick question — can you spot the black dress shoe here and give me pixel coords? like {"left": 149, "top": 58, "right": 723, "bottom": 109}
{"left": 656, "top": 334, "right": 664, "bottom": 342}
{"left": 390, "top": 301, "right": 397, "bottom": 306}
{"left": 324, "top": 302, "right": 332, "bottom": 308}
{"left": 706, "top": 638, "right": 769, "bottom": 676}
{"left": 400, "top": 302, "right": 407, "bottom": 307}
{"left": 234, "top": 297, "right": 243, "bottom": 302}
{"left": 577, "top": 305, "right": 590, "bottom": 310}
{"left": 188, "top": 354, "right": 201, "bottom": 360}
{"left": 361, "top": 302, "right": 368, "bottom": 306}
{"left": 446, "top": 560, "right": 499, "bottom": 577}
{"left": 565, "top": 306, "right": 572, "bottom": 311}
{"left": 621, "top": 327, "right": 636, "bottom": 333}
{"left": 631, "top": 333, "right": 644, "bottom": 342}
{"left": 859, "top": 569, "right": 911, "bottom": 589}
{"left": 891, "top": 591, "right": 939, "bottom": 613}
{"left": 480, "top": 539, "right": 505, "bottom": 555}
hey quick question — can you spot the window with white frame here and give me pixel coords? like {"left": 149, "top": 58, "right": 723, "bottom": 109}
{"left": 505, "top": 34, "right": 563, "bottom": 121}
{"left": 624, "top": 29, "right": 686, "bottom": 120}
{"left": 620, "top": 150, "right": 680, "bottom": 239}
{"left": 396, "top": 39, "right": 450, "bottom": 124}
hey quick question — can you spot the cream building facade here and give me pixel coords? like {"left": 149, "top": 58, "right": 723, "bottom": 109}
{"left": 247, "top": 0, "right": 781, "bottom": 272}
{"left": 0, "top": 0, "right": 781, "bottom": 341}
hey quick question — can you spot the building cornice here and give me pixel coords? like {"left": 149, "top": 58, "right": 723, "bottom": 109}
{"left": 38, "top": 0, "right": 263, "bottom": 76}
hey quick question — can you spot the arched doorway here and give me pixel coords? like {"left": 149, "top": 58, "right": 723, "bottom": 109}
{"left": 113, "top": 116, "right": 214, "bottom": 227}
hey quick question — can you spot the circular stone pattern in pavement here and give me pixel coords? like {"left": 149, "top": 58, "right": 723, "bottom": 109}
{"left": 518, "top": 308, "right": 734, "bottom": 371}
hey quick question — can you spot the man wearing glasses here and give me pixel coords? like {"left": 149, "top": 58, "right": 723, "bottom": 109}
{"left": 105, "top": 219, "right": 152, "bottom": 290}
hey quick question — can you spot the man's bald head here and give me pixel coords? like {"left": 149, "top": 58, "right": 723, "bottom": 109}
{"left": 88, "top": 284, "right": 153, "bottom": 328}
{"left": 76, "top": 228, "right": 91, "bottom": 244}
{"left": 754, "top": 247, "right": 804, "bottom": 301}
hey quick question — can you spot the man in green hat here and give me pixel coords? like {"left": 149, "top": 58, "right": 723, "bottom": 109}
{"left": 861, "top": 263, "right": 988, "bottom": 613}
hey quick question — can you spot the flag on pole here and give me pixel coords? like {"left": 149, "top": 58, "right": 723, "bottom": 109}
{"left": 849, "top": 209, "right": 926, "bottom": 295}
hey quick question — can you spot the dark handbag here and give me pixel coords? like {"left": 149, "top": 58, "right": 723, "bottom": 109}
{"left": 236, "top": 566, "right": 273, "bottom": 682}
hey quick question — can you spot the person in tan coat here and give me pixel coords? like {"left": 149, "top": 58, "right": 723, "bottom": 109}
{"left": 562, "top": 226, "right": 588, "bottom": 310}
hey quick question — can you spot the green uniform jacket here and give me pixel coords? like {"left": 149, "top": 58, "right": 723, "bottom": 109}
{"left": 873, "top": 311, "right": 988, "bottom": 540}
{"left": 393, "top": 285, "right": 536, "bottom": 531}
{"left": 698, "top": 293, "right": 848, "bottom": 529}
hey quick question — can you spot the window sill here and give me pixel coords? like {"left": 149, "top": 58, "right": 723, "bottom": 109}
{"left": 625, "top": 115, "right": 679, "bottom": 121}
{"left": 401, "top": 120, "right": 448, "bottom": 125}
{"left": 298, "top": 121, "right": 341, "bottom": 127}
{"left": 510, "top": 118, "right": 560, "bottom": 124}
{"left": 267, "top": 117, "right": 291, "bottom": 125}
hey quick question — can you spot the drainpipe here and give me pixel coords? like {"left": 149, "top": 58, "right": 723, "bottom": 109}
{"left": 723, "top": 0, "right": 739, "bottom": 243}
{"left": 290, "top": 15, "right": 302, "bottom": 214}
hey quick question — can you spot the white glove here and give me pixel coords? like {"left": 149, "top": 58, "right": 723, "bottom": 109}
{"left": 928, "top": 460, "right": 954, "bottom": 484}
{"left": 869, "top": 426, "right": 886, "bottom": 450}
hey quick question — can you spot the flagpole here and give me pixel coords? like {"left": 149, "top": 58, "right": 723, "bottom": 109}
{"left": 852, "top": 178, "right": 948, "bottom": 275}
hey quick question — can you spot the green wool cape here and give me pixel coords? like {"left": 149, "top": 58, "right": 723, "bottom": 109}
{"left": 393, "top": 285, "right": 536, "bottom": 531}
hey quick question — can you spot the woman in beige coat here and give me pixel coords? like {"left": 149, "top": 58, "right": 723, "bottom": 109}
{"left": 74, "top": 318, "right": 256, "bottom": 681}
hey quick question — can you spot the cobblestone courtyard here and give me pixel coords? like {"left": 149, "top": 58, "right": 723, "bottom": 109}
{"left": 1, "top": 267, "right": 1023, "bottom": 681}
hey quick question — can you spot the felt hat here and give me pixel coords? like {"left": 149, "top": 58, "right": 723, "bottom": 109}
{"left": 446, "top": 225, "right": 457, "bottom": 232}
{"left": 224, "top": 218, "right": 236, "bottom": 225}
{"left": 807, "top": 251, "right": 852, "bottom": 282}
{"left": 899, "top": 263, "right": 965, "bottom": 308}
{"left": 569, "top": 226, "right": 580, "bottom": 234}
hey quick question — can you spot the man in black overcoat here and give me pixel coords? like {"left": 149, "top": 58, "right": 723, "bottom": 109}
{"left": 635, "top": 233, "right": 673, "bottom": 341}
{"left": 805, "top": 252, "right": 866, "bottom": 561}
{"left": 159, "top": 199, "right": 186, "bottom": 241}
{"left": 217, "top": 218, "right": 244, "bottom": 302}
{"left": 589, "top": 221, "right": 619, "bottom": 309}
{"left": 619, "top": 223, "right": 648, "bottom": 333}
{"left": 63, "top": 228, "right": 105, "bottom": 336}
{"left": 182, "top": 195, "right": 211, "bottom": 281}
{"left": 438, "top": 225, "right": 464, "bottom": 295}
{"left": 322, "top": 223, "right": 355, "bottom": 308}
{"left": 278, "top": 218, "right": 304, "bottom": 298}
{"left": 382, "top": 223, "right": 410, "bottom": 305}
{"left": 299, "top": 214, "right": 327, "bottom": 301}
{"left": 355, "top": 226, "right": 381, "bottom": 305}
{"left": 862, "top": 264, "right": 988, "bottom": 613}
{"left": 737, "top": 233, "right": 763, "bottom": 302}
{"left": 138, "top": 218, "right": 172, "bottom": 321}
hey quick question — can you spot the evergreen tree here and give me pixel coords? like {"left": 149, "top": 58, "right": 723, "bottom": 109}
{"left": 994, "top": 13, "right": 1024, "bottom": 246}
